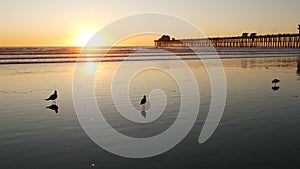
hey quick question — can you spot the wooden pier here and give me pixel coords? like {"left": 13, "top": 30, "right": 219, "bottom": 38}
{"left": 155, "top": 32, "right": 300, "bottom": 48}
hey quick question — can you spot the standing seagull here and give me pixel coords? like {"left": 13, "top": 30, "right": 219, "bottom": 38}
{"left": 45, "top": 90, "right": 58, "bottom": 104}
{"left": 140, "top": 95, "right": 146, "bottom": 105}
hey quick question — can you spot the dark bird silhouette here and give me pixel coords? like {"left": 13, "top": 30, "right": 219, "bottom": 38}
{"left": 272, "top": 86, "right": 280, "bottom": 91}
{"left": 46, "top": 104, "right": 59, "bottom": 113}
{"left": 272, "top": 79, "right": 280, "bottom": 84}
{"left": 45, "top": 90, "right": 58, "bottom": 103}
{"left": 140, "top": 95, "right": 146, "bottom": 105}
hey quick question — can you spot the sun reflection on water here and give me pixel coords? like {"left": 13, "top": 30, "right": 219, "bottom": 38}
{"left": 85, "top": 62, "right": 98, "bottom": 75}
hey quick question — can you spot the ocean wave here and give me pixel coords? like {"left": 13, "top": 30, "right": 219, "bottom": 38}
{"left": 0, "top": 47, "right": 299, "bottom": 64}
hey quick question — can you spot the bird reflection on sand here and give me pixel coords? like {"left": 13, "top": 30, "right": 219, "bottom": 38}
{"left": 46, "top": 104, "right": 59, "bottom": 113}
{"left": 141, "top": 110, "right": 146, "bottom": 118}
{"left": 272, "top": 86, "right": 280, "bottom": 91}
{"left": 141, "top": 104, "right": 146, "bottom": 118}
{"left": 297, "top": 58, "right": 300, "bottom": 76}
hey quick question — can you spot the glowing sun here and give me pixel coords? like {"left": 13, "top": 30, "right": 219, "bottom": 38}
{"left": 75, "top": 31, "right": 96, "bottom": 46}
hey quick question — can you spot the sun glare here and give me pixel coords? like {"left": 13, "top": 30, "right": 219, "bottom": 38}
{"left": 76, "top": 31, "right": 96, "bottom": 46}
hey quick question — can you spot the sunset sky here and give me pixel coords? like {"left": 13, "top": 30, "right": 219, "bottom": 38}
{"left": 0, "top": 0, "right": 299, "bottom": 46}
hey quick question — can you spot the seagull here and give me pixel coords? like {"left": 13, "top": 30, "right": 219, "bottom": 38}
{"left": 272, "top": 79, "right": 280, "bottom": 84}
{"left": 140, "top": 95, "right": 146, "bottom": 105}
{"left": 45, "top": 90, "right": 58, "bottom": 103}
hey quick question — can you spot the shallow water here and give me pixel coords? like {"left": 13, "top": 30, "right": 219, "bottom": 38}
{"left": 1, "top": 46, "right": 300, "bottom": 64}
{"left": 0, "top": 55, "right": 300, "bottom": 168}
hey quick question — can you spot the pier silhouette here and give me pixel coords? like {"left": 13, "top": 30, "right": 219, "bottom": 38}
{"left": 155, "top": 25, "right": 300, "bottom": 48}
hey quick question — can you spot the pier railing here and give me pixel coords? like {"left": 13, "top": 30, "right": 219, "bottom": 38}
{"left": 154, "top": 34, "right": 300, "bottom": 48}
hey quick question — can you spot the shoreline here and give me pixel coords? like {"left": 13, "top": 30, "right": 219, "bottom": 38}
{"left": 0, "top": 47, "right": 299, "bottom": 65}
{"left": 0, "top": 55, "right": 299, "bottom": 65}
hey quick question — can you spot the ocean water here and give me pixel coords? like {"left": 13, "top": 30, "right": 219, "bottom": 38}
{"left": 0, "top": 47, "right": 300, "bottom": 169}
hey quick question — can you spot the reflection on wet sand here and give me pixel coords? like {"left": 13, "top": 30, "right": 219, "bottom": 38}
{"left": 297, "top": 58, "right": 300, "bottom": 76}
{"left": 272, "top": 86, "right": 280, "bottom": 91}
{"left": 46, "top": 104, "right": 59, "bottom": 113}
{"left": 141, "top": 111, "right": 146, "bottom": 118}
{"left": 1, "top": 56, "right": 300, "bottom": 169}
{"left": 222, "top": 57, "right": 299, "bottom": 69}
{"left": 141, "top": 104, "right": 146, "bottom": 118}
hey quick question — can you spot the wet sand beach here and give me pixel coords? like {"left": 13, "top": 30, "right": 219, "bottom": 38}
{"left": 0, "top": 47, "right": 300, "bottom": 168}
